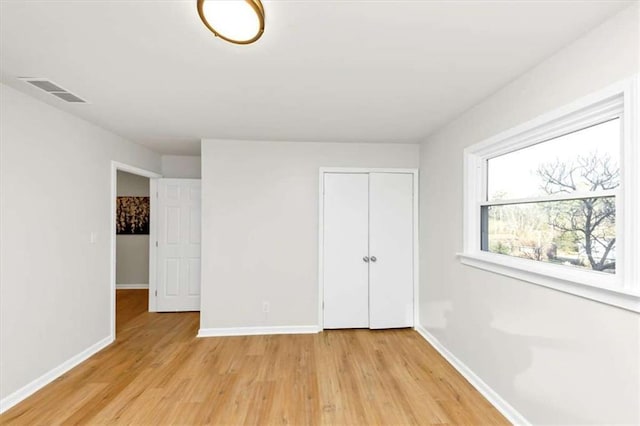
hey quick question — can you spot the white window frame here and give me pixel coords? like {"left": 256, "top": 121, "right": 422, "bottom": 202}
{"left": 459, "top": 77, "right": 640, "bottom": 312}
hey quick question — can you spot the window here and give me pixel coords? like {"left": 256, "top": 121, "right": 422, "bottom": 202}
{"left": 483, "top": 119, "right": 619, "bottom": 273}
{"left": 460, "top": 78, "right": 639, "bottom": 312}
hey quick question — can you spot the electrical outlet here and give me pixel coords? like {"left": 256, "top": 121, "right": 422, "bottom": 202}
{"left": 262, "top": 301, "right": 270, "bottom": 313}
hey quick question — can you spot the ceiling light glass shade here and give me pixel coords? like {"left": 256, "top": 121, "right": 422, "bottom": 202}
{"left": 197, "top": 0, "right": 265, "bottom": 45}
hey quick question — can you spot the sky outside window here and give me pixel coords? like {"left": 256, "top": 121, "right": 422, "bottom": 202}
{"left": 487, "top": 118, "right": 620, "bottom": 201}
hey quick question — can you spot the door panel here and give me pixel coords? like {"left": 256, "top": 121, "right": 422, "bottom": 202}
{"left": 368, "top": 173, "right": 414, "bottom": 329}
{"left": 187, "top": 258, "right": 201, "bottom": 296}
{"left": 323, "top": 173, "right": 370, "bottom": 328}
{"left": 189, "top": 207, "right": 201, "bottom": 244}
{"left": 157, "top": 179, "right": 201, "bottom": 312}
{"left": 166, "top": 207, "right": 181, "bottom": 244}
{"left": 165, "top": 258, "right": 180, "bottom": 296}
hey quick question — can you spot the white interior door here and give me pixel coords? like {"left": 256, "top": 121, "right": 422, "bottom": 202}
{"left": 368, "top": 173, "right": 414, "bottom": 329}
{"left": 156, "top": 179, "right": 201, "bottom": 312}
{"left": 323, "top": 173, "right": 370, "bottom": 328}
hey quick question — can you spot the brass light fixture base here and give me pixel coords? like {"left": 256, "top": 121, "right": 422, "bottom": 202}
{"left": 197, "top": 0, "right": 265, "bottom": 45}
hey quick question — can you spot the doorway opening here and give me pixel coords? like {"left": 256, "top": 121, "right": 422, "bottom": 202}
{"left": 110, "top": 162, "right": 162, "bottom": 340}
{"left": 115, "top": 170, "right": 151, "bottom": 334}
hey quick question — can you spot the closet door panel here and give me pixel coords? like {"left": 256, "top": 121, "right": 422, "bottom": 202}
{"left": 369, "top": 173, "right": 414, "bottom": 329}
{"left": 323, "top": 173, "right": 370, "bottom": 328}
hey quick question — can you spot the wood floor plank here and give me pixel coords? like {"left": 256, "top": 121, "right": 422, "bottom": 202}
{"left": 1, "top": 290, "right": 508, "bottom": 425}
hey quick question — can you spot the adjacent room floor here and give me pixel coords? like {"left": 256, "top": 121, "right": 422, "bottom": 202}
{"left": 0, "top": 290, "right": 508, "bottom": 425}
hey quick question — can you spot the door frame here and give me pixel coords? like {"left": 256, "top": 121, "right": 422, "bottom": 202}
{"left": 318, "top": 167, "right": 420, "bottom": 330}
{"left": 110, "top": 161, "right": 162, "bottom": 339}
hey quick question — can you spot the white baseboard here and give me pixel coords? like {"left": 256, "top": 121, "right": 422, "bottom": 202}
{"left": 415, "top": 326, "right": 530, "bottom": 426}
{"left": 197, "top": 325, "right": 321, "bottom": 338}
{"left": 116, "top": 283, "right": 149, "bottom": 290}
{"left": 0, "top": 335, "right": 113, "bottom": 414}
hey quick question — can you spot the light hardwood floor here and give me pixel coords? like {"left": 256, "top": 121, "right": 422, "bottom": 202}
{"left": 1, "top": 290, "right": 508, "bottom": 425}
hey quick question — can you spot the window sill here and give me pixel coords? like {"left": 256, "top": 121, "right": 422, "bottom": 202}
{"left": 457, "top": 252, "right": 640, "bottom": 313}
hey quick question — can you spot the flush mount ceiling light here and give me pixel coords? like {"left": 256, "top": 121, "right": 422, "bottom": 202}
{"left": 197, "top": 0, "right": 265, "bottom": 45}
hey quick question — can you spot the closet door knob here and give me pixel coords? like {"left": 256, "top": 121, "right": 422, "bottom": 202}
{"left": 363, "top": 256, "right": 370, "bottom": 263}
{"left": 370, "top": 256, "right": 377, "bottom": 262}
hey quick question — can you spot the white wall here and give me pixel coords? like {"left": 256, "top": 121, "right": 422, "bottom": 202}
{"left": 116, "top": 171, "right": 150, "bottom": 286}
{"left": 419, "top": 4, "right": 639, "bottom": 425}
{"left": 0, "top": 84, "right": 161, "bottom": 402}
{"left": 200, "top": 140, "right": 418, "bottom": 330}
{"left": 161, "top": 155, "right": 201, "bottom": 178}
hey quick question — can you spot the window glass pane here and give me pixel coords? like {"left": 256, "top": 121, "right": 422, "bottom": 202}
{"left": 483, "top": 197, "right": 616, "bottom": 273}
{"left": 487, "top": 119, "right": 620, "bottom": 201}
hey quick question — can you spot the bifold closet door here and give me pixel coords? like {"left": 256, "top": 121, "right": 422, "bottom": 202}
{"left": 323, "top": 173, "right": 370, "bottom": 328}
{"left": 368, "top": 173, "right": 414, "bottom": 329}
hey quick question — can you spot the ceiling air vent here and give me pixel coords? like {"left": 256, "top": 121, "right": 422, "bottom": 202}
{"left": 18, "top": 78, "right": 87, "bottom": 103}
{"left": 50, "top": 92, "right": 86, "bottom": 103}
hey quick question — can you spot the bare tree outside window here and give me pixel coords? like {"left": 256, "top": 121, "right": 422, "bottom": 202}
{"left": 484, "top": 119, "right": 619, "bottom": 273}
{"left": 536, "top": 153, "right": 618, "bottom": 271}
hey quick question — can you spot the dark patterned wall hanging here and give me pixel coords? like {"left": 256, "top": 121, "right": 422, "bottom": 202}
{"left": 116, "top": 197, "right": 150, "bottom": 235}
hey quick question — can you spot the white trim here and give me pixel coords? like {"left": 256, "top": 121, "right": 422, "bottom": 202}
{"left": 620, "top": 75, "right": 639, "bottom": 293}
{"left": 317, "top": 167, "right": 419, "bottom": 330}
{"left": 319, "top": 167, "right": 419, "bottom": 174}
{"left": 466, "top": 84, "right": 625, "bottom": 157}
{"left": 110, "top": 161, "right": 162, "bottom": 339}
{"left": 197, "top": 325, "right": 321, "bottom": 338}
{"left": 412, "top": 170, "right": 420, "bottom": 327}
{"left": 480, "top": 190, "right": 617, "bottom": 207}
{"left": 462, "top": 77, "right": 639, "bottom": 310}
{"left": 148, "top": 178, "right": 159, "bottom": 312}
{"left": 415, "top": 326, "right": 530, "bottom": 426}
{"left": 458, "top": 252, "right": 640, "bottom": 313}
{"left": 0, "top": 336, "right": 113, "bottom": 414}
{"left": 115, "top": 283, "right": 149, "bottom": 290}
{"left": 318, "top": 170, "right": 325, "bottom": 328}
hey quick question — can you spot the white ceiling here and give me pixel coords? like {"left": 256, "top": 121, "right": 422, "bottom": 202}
{"left": 0, "top": 0, "right": 633, "bottom": 155}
